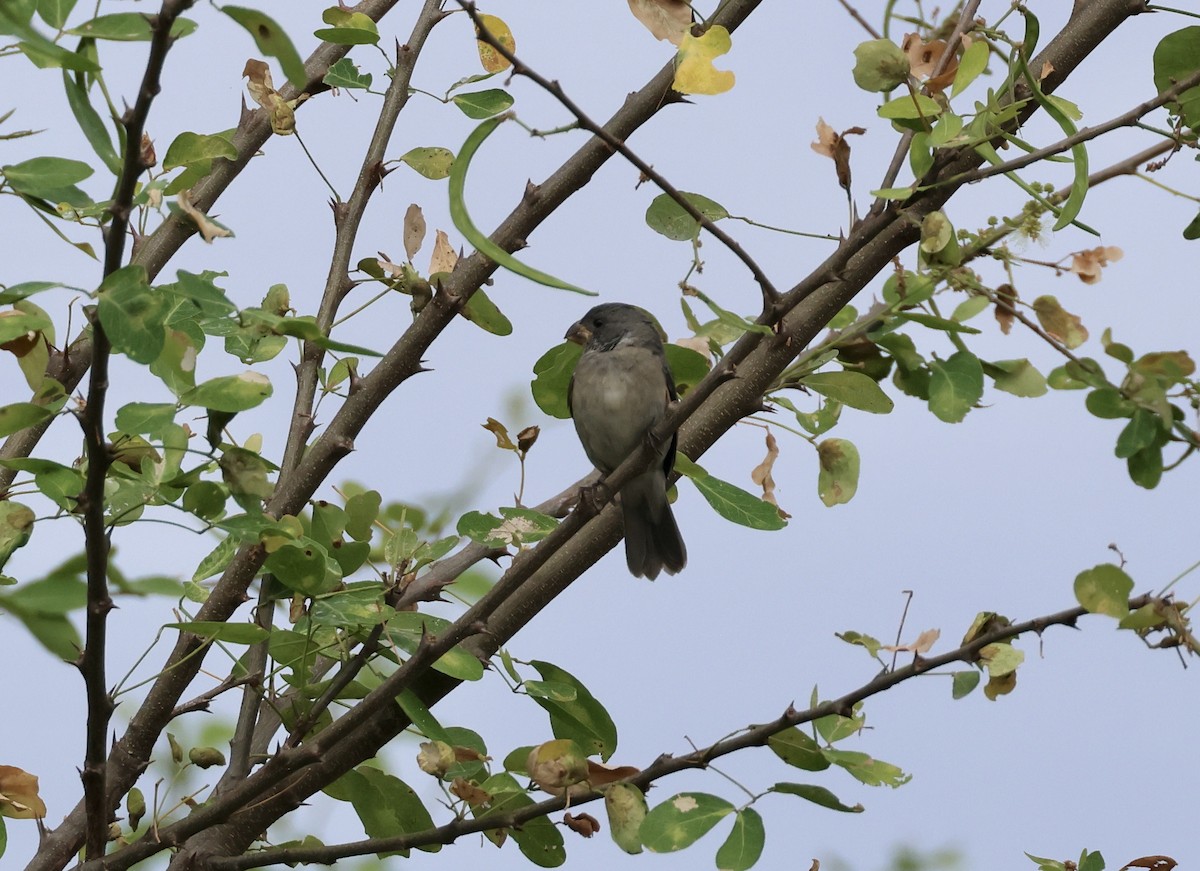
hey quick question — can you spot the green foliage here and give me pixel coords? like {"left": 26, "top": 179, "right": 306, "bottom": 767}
{"left": 1, "top": 3, "right": 1196, "bottom": 869}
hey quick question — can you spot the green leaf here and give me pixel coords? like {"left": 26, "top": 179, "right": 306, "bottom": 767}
{"left": 802, "top": 370, "right": 893, "bottom": 414}
{"left": 530, "top": 659, "right": 618, "bottom": 760}
{"left": 63, "top": 70, "right": 121, "bottom": 176}
{"left": 1085, "top": 387, "right": 1133, "bottom": 420}
{"left": 927, "top": 351, "right": 983, "bottom": 423}
{"left": 324, "top": 767, "right": 437, "bottom": 853}
{"left": 772, "top": 782, "right": 864, "bottom": 813}
{"left": 674, "top": 454, "right": 787, "bottom": 530}
{"left": 821, "top": 748, "right": 910, "bottom": 787}
{"left": 324, "top": 58, "right": 372, "bottom": 90}
{"left": 66, "top": 13, "right": 196, "bottom": 41}
{"left": 715, "top": 808, "right": 765, "bottom": 871}
{"left": 0, "top": 281, "right": 60, "bottom": 304}
{"left": 1074, "top": 564, "right": 1133, "bottom": 618}
{"left": 386, "top": 612, "right": 485, "bottom": 682}
{"left": 2, "top": 155, "right": 92, "bottom": 202}
{"left": 0, "top": 501, "right": 34, "bottom": 571}
{"left": 163, "top": 132, "right": 239, "bottom": 170}
{"left": 182, "top": 372, "right": 273, "bottom": 412}
{"left": 398, "top": 146, "right": 455, "bottom": 179}
{"left": 313, "top": 7, "right": 379, "bottom": 45}
{"left": 1183, "top": 208, "right": 1200, "bottom": 241}
{"left": 98, "top": 265, "right": 167, "bottom": 363}
{"left": 460, "top": 286, "right": 513, "bottom": 335}
{"left": 165, "top": 621, "right": 271, "bottom": 644}
{"left": 1012, "top": 20, "right": 1088, "bottom": 230}
{"left": 985, "top": 359, "right": 1047, "bottom": 398}
{"left": 836, "top": 630, "right": 883, "bottom": 659}
{"left": 450, "top": 116, "right": 594, "bottom": 295}
{"left": 114, "top": 403, "right": 178, "bottom": 436}
{"left": 640, "top": 793, "right": 734, "bottom": 853}
{"left": 1153, "top": 27, "right": 1200, "bottom": 129}
{"left": 452, "top": 88, "right": 514, "bottom": 119}
{"left": 767, "top": 727, "right": 830, "bottom": 772}
{"left": 1114, "top": 409, "right": 1158, "bottom": 459}
{"left": 0, "top": 403, "right": 54, "bottom": 437}
{"left": 222, "top": 6, "right": 306, "bottom": 87}
{"left": 644, "top": 191, "right": 729, "bottom": 241}
{"left": 816, "top": 438, "right": 859, "bottom": 507}
{"left": 952, "top": 38, "right": 989, "bottom": 96}
{"left": 531, "top": 341, "right": 581, "bottom": 420}
{"left": 1127, "top": 441, "right": 1164, "bottom": 489}
{"left": 606, "top": 782, "right": 648, "bottom": 855}
{"left": 310, "top": 585, "right": 393, "bottom": 628}
{"left": 663, "top": 343, "right": 711, "bottom": 395}
{"left": 896, "top": 312, "right": 981, "bottom": 334}
{"left": 37, "top": 0, "right": 77, "bottom": 29}
{"left": 877, "top": 92, "right": 942, "bottom": 120}
{"left": 951, "top": 670, "right": 981, "bottom": 699}
{"left": 851, "top": 38, "right": 909, "bottom": 91}
{"left": 264, "top": 538, "right": 341, "bottom": 596}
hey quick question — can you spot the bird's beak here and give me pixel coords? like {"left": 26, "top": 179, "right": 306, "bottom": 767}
{"left": 564, "top": 322, "right": 591, "bottom": 345}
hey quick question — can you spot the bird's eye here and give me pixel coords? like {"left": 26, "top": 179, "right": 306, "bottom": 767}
{"left": 593, "top": 319, "right": 604, "bottom": 328}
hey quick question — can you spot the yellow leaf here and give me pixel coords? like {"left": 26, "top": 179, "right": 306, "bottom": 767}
{"left": 673, "top": 25, "right": 735, "bottom": 95}
{"left": 475, "top": 14, "right": 514, "bottom": 73}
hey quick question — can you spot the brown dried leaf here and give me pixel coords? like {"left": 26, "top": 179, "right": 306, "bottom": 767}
{"left": 0, "top": 765, "right": 46, "bottom": 819}
{"left": 428, "top": 229, "right": 458, "bottom": 277}
{"left": 564, "top": 812, "right": 601, "bottom": 837}
{"left": 450, "top": 776, "right": 491, "bottom": 807}
{"left": 243, "top": 59, "right": 295, "bottom": 135}
{"left": 750, "top": 431, "right": 781, "bottom": 509}
{"left": 626, "top": 0, "right": 691, "bottom": 45}
{"left": 516, "top": 425, "right": 540, "bottom": 455}
{"left": 403, "top": 203, "right": 426, "bottom": 262}
{"left": 811, "top": 117, "right": 864, "bottom": 192}
{"left": 902, "top": 32, "right": 958, "bottom": 93}
{"left": 1069, "top": 246, "right": 1123, "bottom": 285}
{"left": 1121, "top": 856, "right": 1178, "bottom": 871}
{"left": 673, "top": 335, "right": 712, "bottom": 359}
{"left": 586, "top": 759, "right": 640, "bottom": 787}
{"left": 1032, "top": 295, "right": 1088, "bottom": 348}
{"left": 139, "top": 132, "right": 156, "bottom": 169}
{"left": 483, "top": 417, "right": 516, "bottom": 451}
{"left": 994, "top": 283, "right": 1018, "bottom": 335}
{"left": 178, "top": 190, "right": 232, "bottom": 243}
{"left": 881, "top": 628, "right": 940, "bottom": 653}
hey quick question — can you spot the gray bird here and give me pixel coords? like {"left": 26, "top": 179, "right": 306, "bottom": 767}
{"left": 565, "top": 303, "right": 686, "bottom": 579}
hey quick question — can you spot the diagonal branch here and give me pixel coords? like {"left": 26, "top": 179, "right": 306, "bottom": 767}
{"left": 219, "top": 0, "right": 449, "bottom": 802}
{"left": 207, "top": 594, "right": 1158, "bottom": 869}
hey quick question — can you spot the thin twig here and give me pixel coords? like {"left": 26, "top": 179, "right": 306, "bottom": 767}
{"left": 457, "top": 1, "right": 783, "bottom": 311}
{"left": 835, "top": 0, "right": 882, "bottom": 38}
{"left": 931, "top": 69, "right": 1200, "bottom": 189}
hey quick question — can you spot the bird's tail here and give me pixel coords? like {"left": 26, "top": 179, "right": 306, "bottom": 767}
{"left": 621, "top": 473, "right": 687, "bottom": 580}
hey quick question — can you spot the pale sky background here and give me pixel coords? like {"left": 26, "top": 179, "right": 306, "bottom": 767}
{"left": 2, "top": 2, "right": 1198, "bottom": 870}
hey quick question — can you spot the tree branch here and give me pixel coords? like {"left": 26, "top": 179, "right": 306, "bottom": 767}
{"left": 207, "top": 594, "right": 1157, "bottom": 869}
{"left": 218, "top": 0, "right": 448, "bottom": 805}
{"left": 79, "top": 1, "right": 194, "bottom": 859}
{"left": 934, "top": 68, "right": 1200, "bottom": 188}
{"left": 124, "top": 4, "right": 1158, "bottom": 866}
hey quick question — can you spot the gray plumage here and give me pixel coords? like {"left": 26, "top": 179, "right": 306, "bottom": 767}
{"left": 566, "top": 303, "right": 686, "bottom": 579}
